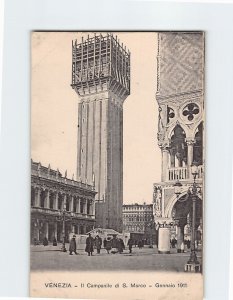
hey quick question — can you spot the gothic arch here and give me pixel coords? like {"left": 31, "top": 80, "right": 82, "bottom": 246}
{"left": 193, "top": 120, "right": 203, "bottom": 136}
{"left": 165, "top": 188, "right": 203, "bottom": 219}
{"left": 193, "top": 122, "right": 203, "bottom": 165}
{"left": 167, "top": 122, "right": 189, "bottom": 141}
{"left": 165, "top": 190, "right": 188, "bottom": 218}
{"left": 169, "top": 124, "right": 188, "bottom": 167}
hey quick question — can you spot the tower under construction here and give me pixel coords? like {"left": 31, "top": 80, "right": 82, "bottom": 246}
{"left": 71, "top": 33, "right": 130, "bottom": 232}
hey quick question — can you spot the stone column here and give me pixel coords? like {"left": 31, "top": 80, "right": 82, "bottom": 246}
{"left": 44, "top": 222, "right": 49, "bottom": 239}
{"left": 62, "top": 194, "right": 66, "bottom": 210}
{"left": 54, "top": 192, "right": 58, "bottom": 210}
{"left": 161, "top": 148, "right": 169, "bottom": 182}
{"left": 174, "top": 155, "right": 179, "bottom": 168}
{"left": 70, "top": 195, "right": 74, "bottom": 212}
{"left": 35, "top": 188, "right": 41, "bottom": 207}
{"left": 176, "top": 225, "right": 184, "bottom": 253}
{"left": 72, "top": 225, "right": 75, "bottom": 233}
{"left": 54, "top": 222, "right": 58, "bottom": 240}
{"left": 158, "top": 226, "right": 171, "bottom": 254}
{"left": 45, "top": 190, "right": 50, "bottom": 208}
{"left": 75, "top": 198, "right": 78, "bottom": 213}
{"left": 78, "top": 198, "right": 81, "bottom": 213}
{"left": 186, "top": 139, "right": 195, "bottom": 178}
{"left": 170, "top": 152, "right": 175, "bottom": 168}
{"left": 84, "top": 199, "right": 88, "bottom": 214}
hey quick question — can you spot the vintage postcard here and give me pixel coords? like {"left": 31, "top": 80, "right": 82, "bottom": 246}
{"left": 30, "top": 31, "right": 204, "bottom": 299}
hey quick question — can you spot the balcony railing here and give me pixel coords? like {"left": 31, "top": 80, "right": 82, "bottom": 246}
{"left": 168, "top": 165, "right": 203, "bottom": 181}
{"left": 31, "top": 169, "right": 94, "bottom": 191}
{"left": 168, "top": 167, "right": 188, "bottom": 181}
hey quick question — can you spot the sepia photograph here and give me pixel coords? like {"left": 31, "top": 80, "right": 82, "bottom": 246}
{"left": 30, "top": 31, "right": 204, "bottom": 299}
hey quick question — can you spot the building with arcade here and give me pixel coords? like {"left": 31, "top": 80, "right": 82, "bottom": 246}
{"left": 31, "top": 160, "right": 96, "bottom": 243}
{"left": 153, "top": 32, "right": 204, "bottom": 254}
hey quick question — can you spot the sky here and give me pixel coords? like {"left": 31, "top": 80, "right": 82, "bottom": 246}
{"left": 31, "top": 32, "right": 161, "bottom": 205}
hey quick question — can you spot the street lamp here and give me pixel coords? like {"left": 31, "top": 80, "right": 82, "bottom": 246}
{"left": 173, "top": 165, "right": 201, "bottom": 272}
{"left": 186, "top": 163, "right": 201, "bottom": 272}
{"left": 148, "top": 219, "right": 155, "bottom": 248}
{"left": 57, "top": 202, "right": 73, "bottom": 252}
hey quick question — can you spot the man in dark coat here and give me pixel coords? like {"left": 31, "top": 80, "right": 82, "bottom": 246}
{"left": 43, "top": 236, "right": 48, "bottom": 246}
{"left": 53, "top": 237, "right": 57, "bottom": 246}
{"left": 85, "top": 233, "right": 94, "bottom": 256}
{"left": 138, "top": 240, "right": 143, "bottom": 249}
{"left": 111, "top": 235, "right": 118, "bottom": 254}
{"left": 127, "top": 238, "right": 134, "bottom": 253}
{"left": 105, "top": 237, "right": 112, "bottom": 254}
{"left": 103, "top": 238, "right": 107, "bottom": 249}
{"left": 95, "top": 235, "right": 102, "bottom": 254}
{"left": 69, "top": 235, "right": 78, "bottom": 255}
{"left": 117, "top": 238, "right": 125, "bottom": 254}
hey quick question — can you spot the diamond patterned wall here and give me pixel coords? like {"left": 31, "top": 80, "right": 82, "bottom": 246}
{"left": 157, "top": 32, "right": 204, "bottom": 97}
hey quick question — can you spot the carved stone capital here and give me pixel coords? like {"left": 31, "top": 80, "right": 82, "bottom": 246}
{"left": 185, "top": 138, "right": 196, "bottom": 146}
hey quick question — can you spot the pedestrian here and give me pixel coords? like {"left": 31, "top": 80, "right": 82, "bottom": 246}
{"left": 103, "top": 238, "right": 107, "bottom": 249}
{"left": 69, "top": 235, "right": 78, "bottom": 255}
{"left": 117, "top": 238, "right": 125, "bottom": 254}
{"left": 138, "top": 240, "right": 143, "bottom": 249}
{"left": 85, "top": 233, "right": 94, "bottom": 256}
{"left": 111, "top": 235, "right": 118, "bottom": 254}
{"left": 95, "top": 235, "right": 102, "bottom": 254}
{"left": 187, "top": 239, "right": 191, "bottom": 249}
{"left": 171, "top": 237, "right": 176, "bottom": 248}
{"left": 180, "top": 242, "right": 185, "bottom": 253}
{"left": 43, "top": 236, "right": 48, "bottom": 246}
{"left": 128, "top": 238, "right": 134, "bottom": 254}
{"left": 53, "top": 237, "right": 57, "bottom": 246}
{"left": 105, "top": 237, "right": 112, "bottom": 254}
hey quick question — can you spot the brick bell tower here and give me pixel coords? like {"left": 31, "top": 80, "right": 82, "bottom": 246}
{"left": 71, "top": 33, "right": 130, "bottom": 232}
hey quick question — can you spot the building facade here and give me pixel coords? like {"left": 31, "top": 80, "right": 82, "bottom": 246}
{"left": 31, "top": 160, "right": 96, "bottom": 243}
{"left": 153, "top": 32, "right": 204, "bottom": 253}
{"left": 71, "top": 34, "right": 130, "bottom": 231}
{"left": 123, "top": 203, "right": 155, "bottom": 243}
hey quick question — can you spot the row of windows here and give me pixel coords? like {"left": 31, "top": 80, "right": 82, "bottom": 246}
{"left": 123, "top": 215, "right": 153, "bottom": 222}
{"left": 124, "top": 225, "right": 144, "bottom": 232}
{"left": 123, "top": 206, "right": 152, "bottom": 211}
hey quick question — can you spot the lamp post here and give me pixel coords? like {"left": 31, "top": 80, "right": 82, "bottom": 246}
{"left": 57, "top": 202, "right": 73, "bottom": 252}
{"left": 173, "top": 164, "right": 201, "bottom": 272}
{"left": 186, "top": 163, "right": 201, "bottom": 271}
{"left": 147, "top": 218, "right": 155, "bottom": 248}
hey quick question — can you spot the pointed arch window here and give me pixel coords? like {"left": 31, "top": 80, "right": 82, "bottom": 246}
{"left": 170, "top": 125, "right": 187, "bottom": 167}
{"left": 193, "top": 122, "right": 203, "bottom": 165}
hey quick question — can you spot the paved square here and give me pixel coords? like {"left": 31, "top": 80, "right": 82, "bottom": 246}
{"left": 31, "top": 244, "right": 202, "bottom": 272}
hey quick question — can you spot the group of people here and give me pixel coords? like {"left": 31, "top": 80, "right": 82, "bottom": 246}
{"left": 170, "top": 237, "right": 191, "bottom": 250}
{"left": 34, "top": 236, "right": 58, "bottom": 246}
{"left": 103, "top": 235, "right": 125, "bottom": 254}
{"left": 69, "top": 234, "right": 135, "bottom": 256}
{"left": 37, "top": 234, "right": 135, "bottom": 256}
{"left": 134, "top": 239, "right": 144, "bottom": 249}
